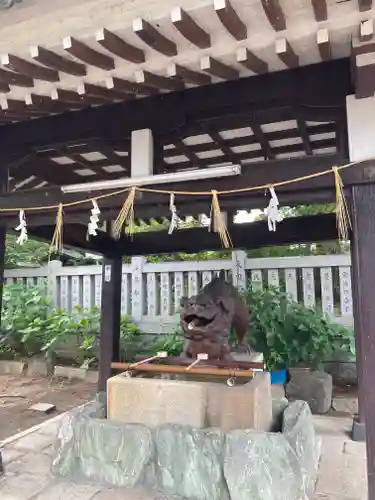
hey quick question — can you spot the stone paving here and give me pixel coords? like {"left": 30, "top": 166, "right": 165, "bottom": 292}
{"left": 0, "top": 411, "right": 368, "bottom": 500}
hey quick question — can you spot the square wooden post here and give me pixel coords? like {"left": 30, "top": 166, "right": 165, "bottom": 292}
{"left": 0, "top": 167, "right": 8, "bottom": 321}
{"left": 351, "top": 183, "right": 375, "bottom": 499}
{"left": 98, "top": 255, "right": 122, "bottom": 393}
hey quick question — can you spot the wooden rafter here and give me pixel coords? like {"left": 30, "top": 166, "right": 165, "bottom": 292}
{"left": 29, "top": 45, "right": 87, "bottom": 77}
{"left": 260, "top": 0, "right": 286, "bottom": 32}
{"left": 248, "top": 116, "right": 274, "bottom": 160}
{"left": 276, "top": 39, "right": 299, "bottom": 68}
{"left": 135, "top": 70, "right": 184, "bottom": 91}
{"left": 76, "top": 83, "right": 126, "bottom": 102}
{"left": 358, "top": 0, "right": 372, "bottom": 12}
{"left": 214, "top": 0, "right": 247, "bottom": 41}
{"left": 311, "top": 0, "right": 327, "bottom": 22}
{"left": 53, "top": 149, "right": 113, "bottom": 180}
{"left": 236, "top": 48, "right": 268, "bottom": 74}
{"left": 63, "top": 37, "right": 115, "bottom": 71}
{"left": 0, "top": 68, "right": 33, "bottom": 87}
{"left": 0, "top": 59, "right": 350, "bottom": 152}
{"left": 296, "top": 117, "right": 313, "bottom": 156}
{"left": 96, "top": 28, "right": 145, "bottom": 63}
{"left": 166, "top": 63, "right": 211, "bottom": 86}
{"left": 170, "top": 7, "right": 211, "bottom": 48}
{"left": 105, "top": 76, "right": 158, "bottom": 96}
{"left": 168, "top": 122, "right": 337, "bottom": 157}
{"left": 133, "top": 18, "right": 177, "bottom": 56}
{"left": 200, "top": 56, "right": 239, "bottom": 80}
{"left": 0, "top": 54, "right": 59, "bottom": 82}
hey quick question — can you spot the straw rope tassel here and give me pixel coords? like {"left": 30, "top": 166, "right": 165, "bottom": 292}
{"left": 333, "top": 166, "right": 352, "bottom": 242}
{"left": 112, "top": 187, "right": 136, "bottom": 239}
{"left": 210, "top": 190, "right": 232, "bottom": 248}
{"left": 49, "top": 203, "right": 63, "bottom": 254}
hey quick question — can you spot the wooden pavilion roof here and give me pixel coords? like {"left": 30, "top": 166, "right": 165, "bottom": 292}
{"left": 0, "top": 0, "right": 372, "bottom": 127}
{"left": 0, "top": 0, "right": 372, "bottom": 254}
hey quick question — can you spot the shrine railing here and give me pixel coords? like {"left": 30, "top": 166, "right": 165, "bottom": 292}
{"left": 3, "top": 252, "right": 353, "bottom": 333}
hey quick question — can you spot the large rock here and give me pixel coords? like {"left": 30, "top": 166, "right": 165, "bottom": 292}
{"left": 271, "top": 398, "right": 289, "bottom": 431}
{"left": 52, "top": 402, "right": 153, "bottom": 488}
{"left": 286, "top": 370, "right": 332, "bottom": 414}
{"left": 282, "top": 401, "right": 320, "bottom": 494}
{"left": 154, "top": 424, "right": 229, "bottom": 500}
{"left": 224, "top": 430, "right": 304, "bottom": 500}
{"left": 77, "top": 419, "right": 153, "bottom": 487}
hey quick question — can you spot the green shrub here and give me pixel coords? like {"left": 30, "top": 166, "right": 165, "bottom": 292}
{"left": 243, "top": 285, "right": 354, "bottom": 371}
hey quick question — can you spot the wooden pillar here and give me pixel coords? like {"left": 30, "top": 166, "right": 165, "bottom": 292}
{"left": 0, "top": 167, "right": 8, "bottom": 320}
{"left": 351, "top": 183, "right": 375, "bottom": 499}
{"left": 98, "top": 255, "right": 122, "bottom": 393}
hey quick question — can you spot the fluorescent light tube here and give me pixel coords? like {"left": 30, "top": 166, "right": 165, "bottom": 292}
{"left": 60, "top": 165, "right": 241, "bottom": 194}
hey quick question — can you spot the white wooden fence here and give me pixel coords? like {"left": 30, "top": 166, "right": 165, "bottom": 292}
{"left": 3, "top": 252, "right": 354, "bottom": 333}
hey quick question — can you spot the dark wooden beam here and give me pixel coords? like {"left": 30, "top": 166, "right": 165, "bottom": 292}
{"left": 135, "top": 70, "right": 184, "bottom": 91}
{"left": 24, "top": 213, "right": 339, "bottom": 258}
{"left": 166, "top": 63, "right": 211, "bottom": 86}
{"left": 260, "top": 0, "right": 286, "bottom": 31}
{"left": 0, "top": 54, "right": 59, "bottom": 82}
{"left": 167, "top": 63, "right": 211, "bottom": 85}
{"left": 77, "top": 82, "right": 125, "bottom": 102}
{"left": 63, "top": 37, "right": 115, "bottom": 71}
{"left": 236, "top": 48, "right": 268, "bottom": 74}
{"left": 29, "top": 45, "right": 87, "bottom": 77}
{"left": 0, "top": 68, "right": 33, "bottom": 88}
{"left": 0, "top": 59, "right": 352, "bottom": 152}
{"left": 200, "top": 56, "right": 239, "bottom": 80}
{"left": 214, "top": 0, "right": 247, "bottom": 41}
{"left": 168, "top": 122, "right": 336, "bottom": 156}
{"left": 105, "top": 76, "right": 157, "bottom": 96}
{"left": 358, "top": 0, "right": 372, "bottom": 12}
{"left": 98, "top": 254, "right": 122, "bottom": 392}
{"left": 171, "top": 7, "right": 211, "bottom": 48}
{"left": 96, "top": 28, "right": 145, "bottom": 63}
{"left": 276, "top": 39, "right": 299, "bottom": 68}
{"left": 133, "top": 18, "right": 177, "bottom": 56}
{"left": 311, "top": 0, "right": 327, "bottom": 22}
{"left": 248, "top": 115, "right": 274, "bottom": 160}
{"left": 350, "top": 183, "right": 375, "bottom": 500}
{"left": 296, "top": 116, "right": 313, "bottom": 155}
{"left": 113, "top": 213, "right": 340, "bottom": 255}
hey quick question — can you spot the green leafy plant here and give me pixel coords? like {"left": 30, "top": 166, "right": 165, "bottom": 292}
{"left": 243, "top": 285, "right": 354, "bottom": 371}
{"left": 151, "top": 328, "right": 184, "bottom": 356}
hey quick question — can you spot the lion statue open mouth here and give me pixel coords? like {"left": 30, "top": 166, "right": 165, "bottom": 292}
{"left": 179, "top": 272, "right": 251, "bottom": 361}
{"left": 180, "top": 294, "right": 231, "bottom": 340}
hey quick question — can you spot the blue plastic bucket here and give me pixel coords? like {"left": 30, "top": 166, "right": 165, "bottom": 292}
{"left": 270, "top": 369, "right": 287, "bottom": 385}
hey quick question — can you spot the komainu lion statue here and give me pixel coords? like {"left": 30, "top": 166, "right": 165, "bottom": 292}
{"left": 179, "top": 271, "right": 251, "bottom": 362}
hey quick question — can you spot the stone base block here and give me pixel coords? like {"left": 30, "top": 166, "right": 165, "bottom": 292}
{"left": 107, "top": 372, "right": 272, "bottom": 431}
{"left": 107, "top": 377, "right": 207, "bottom": 428}
{"left": 206, "top": 372, "right": 272, "bottom": 431}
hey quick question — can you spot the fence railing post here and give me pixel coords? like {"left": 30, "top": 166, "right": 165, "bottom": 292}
{"left": 131, "top": 256, "right": 146, "bottom": 321}
{"left": 231, "top": 250, "right": 247, "bottom": 290}
{"left": 46, "top": 260, "right": 62, "bottom": 307}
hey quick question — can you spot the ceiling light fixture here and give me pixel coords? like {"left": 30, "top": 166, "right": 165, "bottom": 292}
{"left": 60, "top": 164, "right": 241, "bottom": 194}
